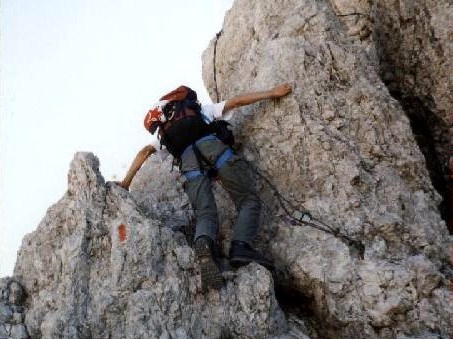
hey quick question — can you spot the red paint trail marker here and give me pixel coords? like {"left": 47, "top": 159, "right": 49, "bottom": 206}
{"left": 117, "top": 224, "right": 127, "bottom": 242}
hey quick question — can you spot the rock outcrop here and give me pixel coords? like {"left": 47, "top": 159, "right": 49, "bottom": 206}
{"left": 371, "top": 0, "right": 452, "bottom": 174}
{"left": 0, "top": 278, "right": 28, "bottom": 339}
{"left": 12, "top": 153, "right": 302, "bottom": 338}
{"left": 200, "top": 0, "right": 452, "bottom": 337}
{"left": 3, "top": 0, "right": 452, "bottom": 338}
{"left": 330, "top": 0, "right": 453, "bottom": 229}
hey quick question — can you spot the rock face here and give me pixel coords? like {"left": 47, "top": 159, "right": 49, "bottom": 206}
{"left": 0, "top": 278, "right": 28, "bottom": 339}
{"left": 323, "top": 0, "right": 453, "bottom": 166}
{"left": 371, "top": 0, "right": 452, "bottom": 175}
{"left": 200, "top": 0, "right": 451, "bottom": 337}
{"left": 4, "top": 0, "right": 452, "bottom": 338}
{"left": 11, "top": 153, "right": 299, "bottom": 339}
{"left": 330, "top": 0, "right": 453, "bottom": 227}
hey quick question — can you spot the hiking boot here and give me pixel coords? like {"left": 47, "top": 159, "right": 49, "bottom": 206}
{"left": 229, "top": 240, "right": 274, "bottom": 270}
{"left": 194, "top": 236, "right": 223, "bottom": 291}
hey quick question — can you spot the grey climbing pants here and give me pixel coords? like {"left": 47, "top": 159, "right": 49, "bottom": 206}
{"left": 181, "top": 137, "right": 261, "bottom": 244}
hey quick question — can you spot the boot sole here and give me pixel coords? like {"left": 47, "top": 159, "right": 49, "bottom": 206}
{"left": 196, "top": 246, "right": 223, "bottom": 291}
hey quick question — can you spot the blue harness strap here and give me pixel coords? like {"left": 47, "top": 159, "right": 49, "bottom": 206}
{"left": 214, "top": 147, "right": 233, "bottom": 169}
{"left": 183, "top": 169, "right": 203, "bottom": 180}
{"left": 182, "top": 140, "right": 234, "bottom": 181}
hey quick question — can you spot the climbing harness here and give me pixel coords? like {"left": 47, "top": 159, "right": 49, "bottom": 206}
{"left": 181, "top": 135, "right": 234, "bottom": 181}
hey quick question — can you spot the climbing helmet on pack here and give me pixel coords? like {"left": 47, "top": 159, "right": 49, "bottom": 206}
{"left": 144, "top": 100, "right": 169, "bottom": 134}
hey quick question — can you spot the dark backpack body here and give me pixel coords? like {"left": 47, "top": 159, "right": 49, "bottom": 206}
{"left": 157, "top": 86, "right": 235, "bottom": 158}
{"left": 158, "top": 100, "right": 211, "bottom": 158}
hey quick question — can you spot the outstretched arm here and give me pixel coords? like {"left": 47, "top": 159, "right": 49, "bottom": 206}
{"left": 223, "top": 83, "right": 292, "bottom": 112}
{"left": 116, "top": 145, "right": 156, "bottom": 190}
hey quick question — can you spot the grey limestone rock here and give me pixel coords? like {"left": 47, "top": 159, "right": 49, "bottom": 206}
{"left": 0, "top": 278, "right": 28, "bottom": 339}
{"left": 13, "top": 153, "right": 300, "bottom": 338}
{"left": 330, "top": 0, "right": 453, "bottom": 229}
{"left": 199, "top": 0, "right": 452, "bottom": 337}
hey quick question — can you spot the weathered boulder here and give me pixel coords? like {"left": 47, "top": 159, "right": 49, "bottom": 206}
{"left": 0, "top": 278, "right": 29, "bottom": 339}
{"left": 13, "top": 153, "right": 303, "bottom": 339}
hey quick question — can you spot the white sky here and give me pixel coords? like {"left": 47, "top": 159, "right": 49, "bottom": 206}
{"left": 1, "top": 0, "right": 234, "bottom": 277}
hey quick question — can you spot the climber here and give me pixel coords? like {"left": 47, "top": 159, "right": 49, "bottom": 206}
{"left": 116, "top": 83, "right": 292, "bottom": 291}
